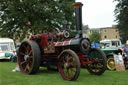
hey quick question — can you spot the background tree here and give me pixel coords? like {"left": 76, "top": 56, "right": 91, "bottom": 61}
{"left": 114, "top": 0, "right": 128, "bottom": 43}
{"left": 0, "top": 0, "right": 75, "bottom": 41}
{"left": 83, "top": 25, "right": 89, "bottom": 34}
{"left": 89, "top": 31, "right": 101, "bottom": 43}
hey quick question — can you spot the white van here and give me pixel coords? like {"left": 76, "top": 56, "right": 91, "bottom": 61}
{"left": 0, "top": 38, "right": 16, "bottom": 59}
{"left": 100, "top": 39, "right": 122, "bottom": 50}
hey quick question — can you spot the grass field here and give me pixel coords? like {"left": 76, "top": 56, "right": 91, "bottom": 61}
{"left": 0, "top": 61, "right": 128, "bottom": 85}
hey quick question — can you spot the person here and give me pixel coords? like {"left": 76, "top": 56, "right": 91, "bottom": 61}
{"left": 12, "top": 44, "right": 21, "bottom": 72}
{"left": 121, "top": 40, "right": 128, "bottom": 59}
{"left": 12, "top": 65, "right": 20, "bottom": 72}
{"left": 91, "top": 42, "right": 100, "bottom": 48}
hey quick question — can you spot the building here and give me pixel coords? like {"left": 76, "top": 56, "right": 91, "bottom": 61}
{"left": 83, "top": 26, "right": 120, "bottom": 40}
{"left": 100, "top": 27, "right": 120, "bottom": 40}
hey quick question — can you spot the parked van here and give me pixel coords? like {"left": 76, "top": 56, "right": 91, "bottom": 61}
{"left": 0, "top": 38, "right": 16, "bottom": 59}
{"left": 100, "top": 39, "right": 122, "bottom": 70}
{"left": 100, "top": 39, "right": 122, "bottom": 50}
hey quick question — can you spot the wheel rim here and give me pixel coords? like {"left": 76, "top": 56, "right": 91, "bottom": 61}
{"left": 58, "top": 51, "right": 79, "bottom": 80}
{"left": 18, "top": 42, "right": 33, "bottom": 74}
{"left": 107, "top": 58, "right": 115, "bottom": 70}
{"left": 87, "top": 48, "right": 106, "bottom": 75}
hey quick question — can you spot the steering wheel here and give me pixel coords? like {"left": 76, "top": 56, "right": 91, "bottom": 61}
{"left": 49, "top": 27, "right": 60, "bottom": 34}
{"left": 48, "top": 27, "right": 60, "bottom": 42}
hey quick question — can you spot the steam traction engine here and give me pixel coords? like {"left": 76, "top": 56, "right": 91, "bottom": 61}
{"left": 18, "top": 2, "right": 107, "bottom": 81}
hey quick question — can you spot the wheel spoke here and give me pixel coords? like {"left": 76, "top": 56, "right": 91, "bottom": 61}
{"left": 63, "top": 57, "right": 66, "bottom": 64}
{"left": 26, "top": 45, "right": 30, "bottom": 54}
{"left": 28, "top": 59, "right": 33, "bottom": 66}
{"left": 29, "top": 56, "right": 33, "bottom": 59}
{"left": 22, "top": 44, "right": 26, "bottom": 49}
{"left": 24, "top": 63, "right": 30, "bottom": 72}
{"left": 28, "top": 50, "right": 32, "bottom": 56}
{"left": 69, "top": 68, "right": 74, "bottom": 77}
{"left": 71, "top": 68, "right": 76, "bottom": 73}
{"left": 24, "top": 63, "right": 28, "bottom": 71}
{"left": 66, "top": 69, "right": 69, "bottom": 76}
{"left": 70, "top": 58, "right": 77, "bottom": 67}
{"left": 21, "top": 61, "right": 27, "bottom": 65}
{"left": 94, "top": 51, "right": 96, "bottom": 57}
{"left": 65, "top": 54, "right": 70, "bottom": 62}
{"left": 95, "top": 64, "right": 98, "bottom": 72}
{"left": 90, "top": 52, "right": 93, "bottom": 57}
{"left": 67, "top": 56, "right": 72, "bottom": 63}
{"left": 98, "top": 60, "right": 104, "bottom": 63}
{"left": 70, "top": 62, "right": 76, "bottom": 67}
{"left": 19, "top": 52, "right": 26, "bottom": 56}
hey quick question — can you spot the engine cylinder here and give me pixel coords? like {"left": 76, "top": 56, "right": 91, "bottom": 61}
{"left": 70, "top": 38, "right": 91, "bottom": 55}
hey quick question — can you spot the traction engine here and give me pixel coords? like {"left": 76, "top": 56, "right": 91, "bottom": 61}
{"left": 18, "top": 2, "right": 107, "bottom": 81}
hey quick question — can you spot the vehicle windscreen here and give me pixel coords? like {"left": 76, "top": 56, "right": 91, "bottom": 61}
{"left": 10, "top": 42, "right": 15, "bottom": 50}
{"left": 0, "top": 43, "right": 9, "bottom": 52}
{"left": 112, "top": 41, "right": 120, "bottom": 46}
{"left": 100, "top": 43, "right": 110, "bottom": 48}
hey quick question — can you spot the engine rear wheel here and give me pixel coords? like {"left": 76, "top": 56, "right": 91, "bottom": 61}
{"left": 18, "top": 40, "right": 41, "bottom": 74}
{"left": 87, "top": 48, "right": 107, "bottom": 75}
{"left": 58, "top": 49, "right": 80, "bottom": 81}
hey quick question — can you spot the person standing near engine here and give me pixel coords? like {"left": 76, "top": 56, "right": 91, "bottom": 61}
{"left": 122, "top": 40, "right": 128, "bottom": 59}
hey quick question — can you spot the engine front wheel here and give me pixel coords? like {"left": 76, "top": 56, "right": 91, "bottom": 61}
{"left": 58, "top": 49, "right": 80, "bottom": 81}
{"left": 18, "top": 40, "right": 41, "bottom": 74}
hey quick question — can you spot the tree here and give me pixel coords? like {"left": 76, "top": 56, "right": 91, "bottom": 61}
{"left": 0, "top": 0, "right": 75, "bottom": 41}
{"left": 89, "top": 31, "right": 101, "bottom": 43}
{"left": 114, "top": 0, "right": 128, "bottom": 43}
{"left": 83, "top": 25, "right": 89, "bottom": 33}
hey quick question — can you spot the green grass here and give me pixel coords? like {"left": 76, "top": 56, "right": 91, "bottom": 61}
{"left": 0, "top": 62, "right": 128, "bottom": 85}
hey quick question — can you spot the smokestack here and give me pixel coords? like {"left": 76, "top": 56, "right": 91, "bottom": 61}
{"left": 73, "top": 2, "right": 83, "bottom": 38}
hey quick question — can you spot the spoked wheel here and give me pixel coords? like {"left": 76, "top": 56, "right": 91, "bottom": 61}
{"left": 107, "top": 57, "right": 116, "bottom": 70}
{"left": 87, "top": 48, "right": 107, "bottom": 75}
{"left": 58, "top": 49, "right": 80, "bottom": 81}
{"left": 18, "top": 40, "right": 41, "bottom": 74}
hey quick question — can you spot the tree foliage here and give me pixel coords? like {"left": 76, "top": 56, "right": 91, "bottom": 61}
{"left": 0, "top": 0, "right": 75, "bottom": 41}
{"left": 83, "top": 25, "right": 89, "bottom": 34}
{"left": 114, "top": 0, "right": 128, "bottom": 43}
{"left": 89, "top": 31, "right": 101, "bottom": 43}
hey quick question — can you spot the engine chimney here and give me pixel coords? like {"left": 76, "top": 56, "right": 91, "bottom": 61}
{"left": 73, "top": 2, "right": 83, "bottom": 38}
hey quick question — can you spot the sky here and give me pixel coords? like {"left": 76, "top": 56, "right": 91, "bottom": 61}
{"left": 75, "top": 0, "right": 117, "bottom": 28}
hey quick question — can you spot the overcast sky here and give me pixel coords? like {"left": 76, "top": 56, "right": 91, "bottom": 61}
{"left": 75, "top": 0, "right": 117, "bottom": 28}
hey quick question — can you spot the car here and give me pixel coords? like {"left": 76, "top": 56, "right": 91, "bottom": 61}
{"left": 100, "top": 39, "right": 123, "bottom": 70}
{"left": 0, "top": 38, "right": 16, "bottom": 60}
{"left": 100, "top": 39, "right": 122, "bottom": 50}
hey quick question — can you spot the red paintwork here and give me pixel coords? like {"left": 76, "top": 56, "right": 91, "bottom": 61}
{"left": 127, "top": 61, "right": 128, "bottom": 65}
{"left": 30, "top": 34, "right": 49, "bottom": 46}
{"left": 30, "top": 33, "right": 72, "bottom": 47}
{"left": 55, "top": 39, "right": 72, "bottom": 47}
{"left": 73, "top": 2, "right": 83, "bottom": 8}
{"left": 78, "top": 54, "right": 94, "bottom": 66}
